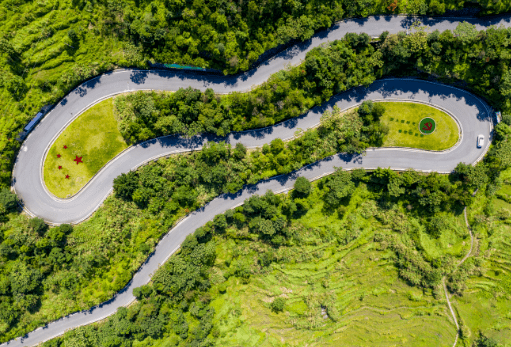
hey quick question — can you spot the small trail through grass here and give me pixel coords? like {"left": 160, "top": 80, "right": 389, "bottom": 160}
{"left": 444, "top": 189, "right": 477, "bottom": 347}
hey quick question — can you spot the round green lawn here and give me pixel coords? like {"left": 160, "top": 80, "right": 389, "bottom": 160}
{"left": 380, "top": 102, "right": 459, "bottom": 150}
{"left": 43, "top": 98, "right": 128, "bottom": 198}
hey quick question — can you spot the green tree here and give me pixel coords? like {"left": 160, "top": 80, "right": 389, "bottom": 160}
{"left": 502, "top": 114, "right": 511, "bottom": 125}
{"left": 293, "top": 177, "right": 312, "bottom": 197}
{"left": 132, "top": 187, "right": 153, "bottom": 208}
{"left": 358, "top": 100, "right": 374, "bottom": 123}
{"left": 28, "top": 217, "right": 48, "bottom": 236}
{"left": 113, "top": 171, "right": 138, "bottom": 200}
{"left": 454, "top": 22, "right": 478, "bottom": 45}
{"left": 474, "top": 333, "right": 498, "bottom": 347}
{"left": 271, "top": 297, "right": 285, "bottom": 313}
{"left": 500, "top": 70, "right": 511, "bottom": 98}
{"left": 371, "top": 103, "right": 386, "bottom": 121}
{"left": 270, "top": 138, "right": 285, "bottom": 155}
{"left": 233, "top": 143, "right": 247, "bottom": 159}
{"left": 0, "top": 188, "right": 18, "bottom": 213}
{"left": 0, "top": 37, "right": 18, "bottom": 62}
{"left": 133, "top": 284, "right": 153, "bottom": 299}
{"left": 325, "top": 169, "right": 355, "bottom": 206}
{"left": 9, "top": 262, "right": 42, "bottom": 295}
{"left": 452, "top": 162, "right": 488, "bottom": 189}
{"left": 249, "top": 217, "right": 276, "bottom": 237}
{"left": 213, "top": 214, "right": 227, "bottom": 231}
{"left": 67, "top": 29, "right": 79, "bottom": 42}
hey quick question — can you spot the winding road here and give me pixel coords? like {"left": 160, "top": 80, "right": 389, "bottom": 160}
{"left": 6, "top": 14, "right": 511, "bottom": 347}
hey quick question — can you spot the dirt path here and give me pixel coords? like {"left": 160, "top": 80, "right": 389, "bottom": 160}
{"left": 444, "top": 190, "right": 477, "bottom": 347}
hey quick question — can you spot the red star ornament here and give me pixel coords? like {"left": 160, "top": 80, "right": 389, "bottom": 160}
{"left": 65, "top": 174, "right": 70, "bottom": 179}
{"left": 58, "top": 166, "right": 62, "bottom": 170}
{"left": 63, "top": 145, "right": 68, "bottom": 149}
{"left": 57, "top": 154, "right": 61, "bottom": 158}
{"left": 73, "top": 155, "right": 83, "bottom": 165}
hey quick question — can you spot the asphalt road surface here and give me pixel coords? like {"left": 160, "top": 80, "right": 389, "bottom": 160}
{"left": 6, "top": 14, "right": 509, "bottom": 347}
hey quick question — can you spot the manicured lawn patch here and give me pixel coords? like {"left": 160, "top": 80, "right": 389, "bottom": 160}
{"left": 43, "top": 98, "right": 128, "bottom": 198}
{"left": 381, "top": 102, "right": 459, "bottom": 150}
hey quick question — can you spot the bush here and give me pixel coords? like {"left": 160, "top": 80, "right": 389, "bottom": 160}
{"left": 271, "top": 297, "right": 285, "bottom": 313}
{"left": 270, "top": 139, "right": 285, "bottom": 155}
{"left": 28, "top": 218, "right": 48, "bottom": 236}
{"left": 293, "top": 177, "right": 312, "bottom": 197}
{"left": 474, "top": 333, "right": 498, "bottom": 347}
{"left": 67, "top": 29, "right": 78, "bottom": 42}
{"left": 113, "top": 172, "right": 138, "bottom": 201}
{"left": 133, "top": 285, "right": 153, "bottom": 299}
{"left": 0, "top": 189, "right": 18, "bottom": 213}
{"left": 502, "top": 114, "right": 511, "bottom": 125}
{"left": 233, "top": 143, "right": 247, "bottom": 159}
{"left": 324, "top": 169, "right": 354, "bottom": 206}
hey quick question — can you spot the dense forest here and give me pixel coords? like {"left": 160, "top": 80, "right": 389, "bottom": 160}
{"left": 113, "top": 22, "right": 511, "bottom": 146}
{"left": 1, "top": 0, "right": 511, "bottom": 187}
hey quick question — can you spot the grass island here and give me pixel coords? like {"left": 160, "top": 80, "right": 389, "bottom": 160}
{"left": 380, "top": 102, "right": 459, "bottom": 150}
{"left": 43, "top": 98, "right": 128, "bottom": 198}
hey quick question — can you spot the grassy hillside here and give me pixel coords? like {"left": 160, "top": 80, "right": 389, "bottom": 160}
{"left": 40, "top": 168, "right": 511, "bottom": 346}
{"left": 450, "top": 169, "right": 511, "bottom": 344}
{"left": 206, "top": 184, "right": 461, "bottom": 346}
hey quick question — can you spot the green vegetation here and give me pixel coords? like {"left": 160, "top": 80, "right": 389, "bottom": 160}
{"left": 448, "top": 167, "right": 511, "bottom": 343}
{"left": 3, "top": 22, "right": 511, "bottom": 345}
{"left": 40, "top": 163, "right": 511, "bottom": 346}
{"left": 43, "top": 98, "right": 127, "bottom": 198}
{"left": 110, "top": 24, "right": 511, "bottom": 154}
{"left": 381, "top": 102, "right": 459, "bottom": 150}
{"left": 1, "top": 114, "right": 509, "bottom": 343}
{"left": 2, "top": 3, "right": 511, "bottom": 188}
{"left": 42, "top": 93, "right": 454, "bottom": 197}
{"left": 0, "top": 100, "right": 388, "bottom": 342}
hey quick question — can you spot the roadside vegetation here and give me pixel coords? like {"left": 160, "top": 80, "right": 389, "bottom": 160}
{"left": 0, "top": 113, "right": 509, "bottom": 344}
{"left": 40, "top": 157, "right": 511, "bottom": 346}
{"left": 108, "top": 22, "right": 510, "bottom": 149}
{"left": 45, "top": 96, "right": 462, "bottom": 197}
{"left": 46, "top": 94, "right": 460, "bottom": 198}
{"left": 0, "top": 100, "right": 388, "bottom": 341}
{"left": 40, "top": 177, "right": 464, "bottom": 347}
{"left": 381, "top": 102, "right": 459, "bottom": 150}
{"left": 1, "top": 1, "right": 511, "bottom": 189}
{"left": 43, "top": 98, "right": 128, "bottom": 198}
{"left": 2, "top": 22, "right": 511, "bottom": 345}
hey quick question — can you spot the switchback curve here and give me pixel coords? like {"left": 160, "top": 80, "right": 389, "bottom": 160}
{"left": 6, "top": 14, "right": 506, "bottom": 347}
{"left": 13, "top": 15, "right": 511, "bottom": 224}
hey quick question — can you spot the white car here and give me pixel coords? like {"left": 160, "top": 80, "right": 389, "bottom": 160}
{"left": 477, "top": 135, "right": 484, "bottom": 148}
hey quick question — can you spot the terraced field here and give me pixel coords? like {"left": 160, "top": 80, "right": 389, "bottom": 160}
{"left": 202, "top": 185, "right": 466, "bottom": 346}
{"left": 453, "top": 171, "right": 511, "bottom": 343}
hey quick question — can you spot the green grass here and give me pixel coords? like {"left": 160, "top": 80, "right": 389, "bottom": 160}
{"left": 450, "top": 171, "right": 511, "bottom": 344}
{"left": 43, "top": 98, "right": 127, "bottom": 198}
{"left": 381, "top": 102, "right": 459, "bottom": 151}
